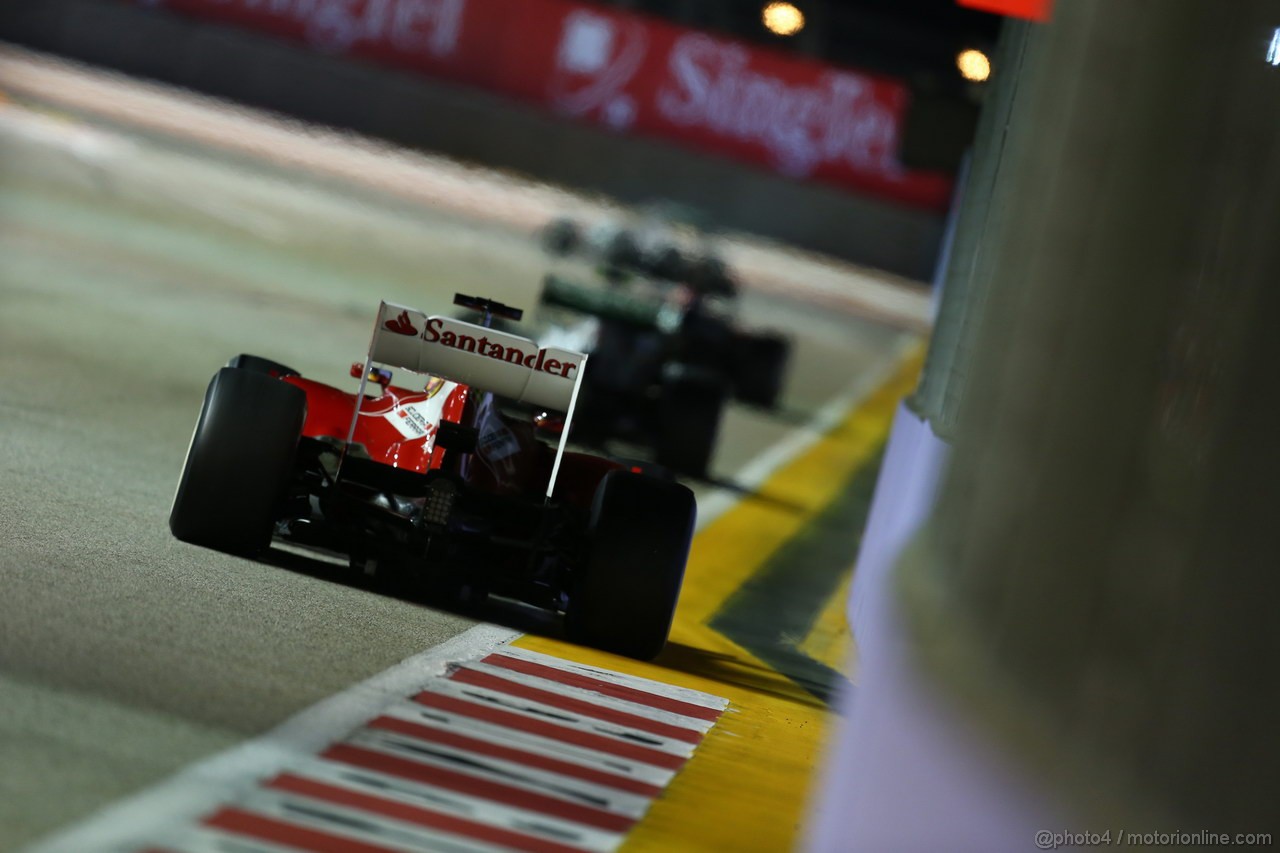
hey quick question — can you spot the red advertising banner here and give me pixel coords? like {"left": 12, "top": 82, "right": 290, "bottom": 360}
{"left": 144, "top": 0, "right": 952, "bottom": 209}
{"left": 957, "top": 0, "right": 1054, "bottom": 22}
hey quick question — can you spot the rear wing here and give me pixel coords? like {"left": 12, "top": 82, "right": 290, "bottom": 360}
{"left": 345, "top": 301, "right": 588, "bottom": 499}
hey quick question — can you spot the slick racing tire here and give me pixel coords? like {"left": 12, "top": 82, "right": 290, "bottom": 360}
{"left": 542, "top": 218, "right": 581, "bottom": 256}
{"left": 650, "top": 245, "right": 687, "bottom": 282}
{"left": 566, "top": 471, "right": 695, "bottom": 660}
{"left": 688, "top": 255, "right": 737, "bottom": 297}
{"left": 732, "top": 333, "right": 790, "bottom": 409}
{"left": 170, "top": 367, "right": 306, "bottom": 555}
{"left": 656, "top": 365, "right": 728, "bottom": 478}
{"left": 227, "top": 353, "right": 300, "bottom": 378}
{"left": 603, "top": 230, "right": 642, "bottom": 270}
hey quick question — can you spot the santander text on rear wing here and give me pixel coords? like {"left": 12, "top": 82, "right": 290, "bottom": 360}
{"left": 372, "top": 302, "right": 584, "bottom": 411}
{"left": 346, "top": 301, "right": 589, "bottom": 498}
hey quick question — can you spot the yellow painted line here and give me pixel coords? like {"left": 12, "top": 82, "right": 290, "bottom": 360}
{"left": 798, "top": 569, "right": 857, "bottom": 679}
{"left": 515, "top": 343, "right": 924, "bottom": 851}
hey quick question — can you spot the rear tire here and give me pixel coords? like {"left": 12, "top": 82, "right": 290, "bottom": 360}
{"left": 603, "top": 230, "right": 642, "bottom": 269}
{"left": 655, "top": 365, "right": 728, "bottom": 478}
{"left": 542, "top": 218, "right": 580, "bottom": 256}
{"left": 169, "top": 368, "right": 306, "bottom": 555}
{"left": 650, "top": 245, "right": 687, "bottom": 281}
{"left": 565, "top": 471, "right": 695, "bottom": 659}
{"left": 226, "top": 353, "right": 299, "bottom": 378}
{"left": 732, "top": 333, "right": 790, "bottom": 409}
{"left": 689, "top": 255, "right": 737, "bottom": 297}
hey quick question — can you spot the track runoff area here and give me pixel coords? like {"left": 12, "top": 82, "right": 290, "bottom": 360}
{"left": 3, "top": 54, "right": 927, "bottom": 853}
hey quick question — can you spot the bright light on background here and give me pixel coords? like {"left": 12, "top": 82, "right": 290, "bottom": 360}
{"left": 762, "top": 2, "right": 805, "bottom": 37}
{"left": 957, "top": 48, "right": 991, "bottom": 82}
{"left": 1267, "top": 28, "right": 1280, "bottom": 65}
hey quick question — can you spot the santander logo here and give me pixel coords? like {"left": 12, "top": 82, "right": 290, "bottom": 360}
{"left": 656, "top": 34, "right": 903, "bottom": 179}
{"left": 384, "top": 310, "right": 418, "bottom": 336}
{"left": 422, "top": 318, "right": 580, "bottom": 379}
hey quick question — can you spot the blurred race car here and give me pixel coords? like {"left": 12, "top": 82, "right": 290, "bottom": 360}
{"left": 541, "top": 205, "right": 738, "bottom": 296}
{"left": 540, "top": 274, "right": 790, "bottom": 478}
{"left": 169, "top": 294, "right": 695, "bottom": 659}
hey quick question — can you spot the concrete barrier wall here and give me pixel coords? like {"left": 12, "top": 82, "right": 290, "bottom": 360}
{"left": 0, "top": 0, "right": 944, "bottom": 279}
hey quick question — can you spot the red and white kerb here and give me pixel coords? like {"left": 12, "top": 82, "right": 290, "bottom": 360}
{"left": 139, "top": 647, "right": 727, "bottom": 853}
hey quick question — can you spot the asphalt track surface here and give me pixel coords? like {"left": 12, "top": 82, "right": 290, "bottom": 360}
{"left": 0, "top": 89, "right": 908, "bottom": 848}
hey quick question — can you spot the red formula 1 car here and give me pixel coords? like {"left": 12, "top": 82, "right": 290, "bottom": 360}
{"left": 169, "top": 294, "right": 695, "bottom": 659}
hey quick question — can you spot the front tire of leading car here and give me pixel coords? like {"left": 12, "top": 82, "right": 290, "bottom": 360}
{"left": 542, "top": 218, "right": 581, "bottom": 256}
{"left": 565, "top": 471, "right": 696, "bottom": 660}
{"left": 169, "top": 367, "right": 306, "bottom": 555}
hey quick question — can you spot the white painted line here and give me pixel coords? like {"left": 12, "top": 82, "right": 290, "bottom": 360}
{"left": 360, "top": 711, "right": 671, "bottom": 796}
{"left": 487, "top": 647, "right": 729, "bottom": 712}
{"left": 414, "top": 680, "right": 698, "bottom": 759}
{"left": 377, "top": 702, "right": 677, "bottom": 787}
{"left": 222, "top": 788, "right": 520, "bottom": 853}
{"left": 696, "top": 332, "right": 919, "bottom": 530}
{"left": 290, "top": 755, "right": 625, "bottom": 852}
{"left": 454, "top": 661, "right": 717, "bottom": 732}
{"left": 344, "top": 729, "right": 656, "bottom": 816}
